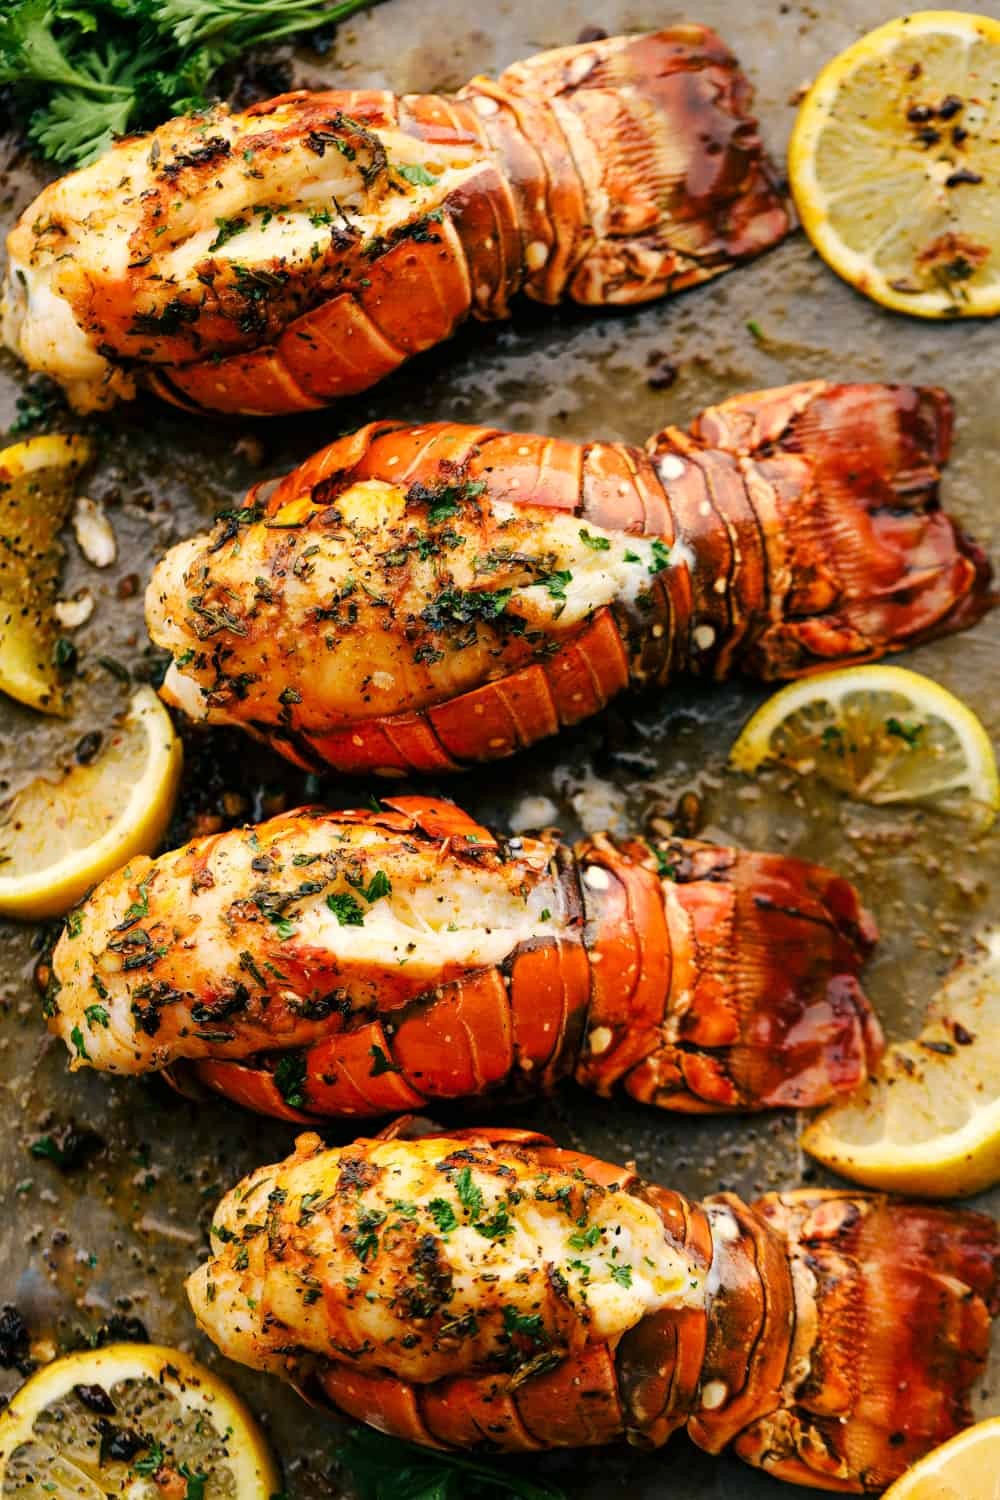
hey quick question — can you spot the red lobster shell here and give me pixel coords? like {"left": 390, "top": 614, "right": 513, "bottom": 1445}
{"left": 48, "top": 794, "right": 882, "bottom": 1119}
{"left": 3, "top": 29, "right": 789, "bottom": 414}
{"left": 186, "top": 1120, "right": 1000, "bottom": 1492}
{"left": 147, "top": 380, "right": 992, "bottom": 773}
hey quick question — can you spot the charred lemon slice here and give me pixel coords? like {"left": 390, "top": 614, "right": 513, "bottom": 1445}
{"left": 0, "top": 433, "right": 93, "bottom": 714}
{"left": 882, "top": 1417, "right": 1000, "bottom": 1497}
{"left": 0, "top": 1343, "right": 278, "bottom": 1499}
{"left": 729, "top": 664, "right": 999, "bottom": 830}
{"left": 790, "top": 11, "right": 1000, "bottom": 316}
{"left": 803, "top": 929, "right": 1000, "bottom": 1198}
{"left": 0, "top": 686, "right": 182, "bottom": 919}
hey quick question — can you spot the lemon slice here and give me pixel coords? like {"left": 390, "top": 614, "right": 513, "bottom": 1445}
{"left": 0, "top": 1343, "right": 278, "bottom": 1500}
{"left": 802, "top": 928, "right": 1000, "bottom": 1197}
{"left": 789, "top": 11, "right": 1000, "bottom": 317}
{"left": 882, "top": 1417, "right": 1000, "bottom": 1498}
{"left": 729, "top": 664, "right": 999, "bottom": 830}
{"left": 0, "top": 686, "right": 182, "bottom": 919}
{"left": 0, "top": 433, "right": 93, "bottom": 714}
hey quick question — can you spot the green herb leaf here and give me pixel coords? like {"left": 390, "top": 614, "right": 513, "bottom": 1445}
{"left": 335, "top": 1424, "right": 566, "bottom": 1500}
{"left": 273, "top": 1051, "right": 307, "bottom": 1110}
{"left": 208, "top": 216, "right": 246, "bottom": 252}
{"left": 1, "top": 0, "right": 386, "bottom": 170}
{"left": 394, "top": 160, "right": 436, "bottom": 187}
{"left": 327, "top": 891, "right": 365, "bottom": 926}
{"left": 427, "top": 1198, "right": 457, "bottom": 1233}
{"left": 578, "top": 528, "right": 611, "bottom": 552}
{"left": 454, "top": 1165, "right": 483, "bottom": 1220}
{"left": 885, "top": 716, "right": 924, "bottom": 747}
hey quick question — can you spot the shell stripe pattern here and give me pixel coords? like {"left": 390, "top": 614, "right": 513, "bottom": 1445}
{"left": 146, "top": 381, "right": 992, "bottom": 774}
{"left": 187, "top": 1123, "right": 1000, "bottom": 1493}
{"left": 49, "top": 795, "right": 883, "bottom": 1118}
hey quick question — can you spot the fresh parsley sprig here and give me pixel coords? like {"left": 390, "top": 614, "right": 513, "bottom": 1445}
{"left": 336, "top": 1425, "right": 567, "bottom": 1500}
{"left": 0, "top": 0, "right": 385, "bottom": 168}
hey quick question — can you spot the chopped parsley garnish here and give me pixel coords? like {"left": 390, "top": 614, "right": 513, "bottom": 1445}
{"left": 648, "top": 539, "right": 672, "bottom": 574}
{"left": 422, "top": 587, "right": 512, "bottom": 633}
{"left": 84, "top": 1003, "right": 109, "bottom": 1028}
{"left": 609, "top": 1263, "right": 633, "bottom": 1288}
{"left": 352, "top": 1207, "right": 386, "bottom": 1262}
{"left": 454, "top": 1166, "right": 483, "bottom": 1219}
{"left": 579, "top": 528, "right": 611, "bottom": 551}
{"left": 179, "top": 1464, "right": 208, "bottom": 1500}
{"left": 427, "top": 1198, "right": 458, "bottom": 1233}
{"left": 133, "top": 1440, "right": 165, "bottom": 1477}
{"left": 208, "top": 217, "right": 246, "bottom": 252}
{"left": 502, "top": 1306, "right": 546, "bottom": 1342}
{"left": 273, "top": 1051, "right": 307, "bottom": 1110}
{"left": 474, "top": 1205, "right": 512, "bottom": 1241}
{"left": 539, "top": 569, "right": 572, "bottom": 602}
{"left": 568, "top": 1224, "right": 601, "bottom": 1250}
{"left": 327, "top": 891, "right": 366, "bottom": 925}
{"left": 886, "top": 716, "right": 924, "bottom": 747}
{"left": 347, "top": 869, "right": 392, "bottom": 903}
{"left": 69, "top": 1024, "right": 89, "bottom": 1061}
{"left": 394, "top": 161, "right": 437, "bottom": 187}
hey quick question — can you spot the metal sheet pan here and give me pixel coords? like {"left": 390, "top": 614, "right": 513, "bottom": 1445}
{"left": 0, "top": 2, "right": 997, "bottom": 1494}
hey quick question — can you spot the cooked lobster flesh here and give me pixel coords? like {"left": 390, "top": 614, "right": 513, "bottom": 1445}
{"left": 146, "top": 380, "right": 992, "bottom": 775}
{"left": 1, "top": 28, "right": 789, "bottom": 415}
{"left": 48, "top": 794, "right": 882, "bottom": 1118}
{"left": 187, "top": 1120, "right": 1000, "bottom": 1491}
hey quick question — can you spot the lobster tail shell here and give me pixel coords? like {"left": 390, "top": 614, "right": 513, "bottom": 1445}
{"left": 738, "top": 1191, "right": 1000, "bottom": 1490}
{"left": 51, "top": 793, "right": 881, "bottom": 1119}
{"left": 675, "top": 380, "right": 993, "bottom": 673}
{"left": 189, "top": 1123, "right": 1000, "bottom": 1493}
{"left": 149, "top": 383, "right": 992, "bottom": 775}
{"left": 4, "top": 29, "right": 788, "bottom": 416}
{"left": 575, "top": 834, "right": 882, "bottom": 1111}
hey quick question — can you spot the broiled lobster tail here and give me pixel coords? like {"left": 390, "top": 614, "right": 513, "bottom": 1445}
{"left": 186, "top": 1122, "right": 1000, "bottom": 1492}
{"left": 2, "top": 28, "right": 789, "bottom": 415}
{"left": 48, "top": 795, "right": 882, "bottom": 1118}
{"left": 146, "top": 381, "right": 992, "bottom": 774}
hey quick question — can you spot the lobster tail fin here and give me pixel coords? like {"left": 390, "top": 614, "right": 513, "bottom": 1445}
{"left": 486, "top": 27, "right": 790, "bottom": 306}
{"left": 678, "top": 380, "right": 993, "bottom": 675}
{"left": 575, "top": 835, "right": 883, "bottom": 1113}
{"left": 737, "top": 1191, "right": 1000, "bottom": 1491}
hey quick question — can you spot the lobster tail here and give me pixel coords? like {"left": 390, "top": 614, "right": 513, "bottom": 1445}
{"left": 48, "top": 796, "right": 881, "bottom": 1119}
{"left": 739, "top": 1191, "right": 1000, "bottom": 1490}
{"left": 477, "top": 27, "right": 789, "bottom": 306}
{"left": 574, "top": 834, "right": 882, "bottom": 1111}
{"left": 148, "top": 383, "right": 991, "bottom": 775}
{"left": 662, "top": 380, "right": 993, "bottom": 676}
{"left": 3, "top": 29, "right": 788, "bottom": 416}
{"left": 188, "top": 1125, "right": 1000, "bottom": 1492}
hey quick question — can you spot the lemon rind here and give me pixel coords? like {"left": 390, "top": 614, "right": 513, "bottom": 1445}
{"left": 729, "top": 664, "right": 1000, "bottom": 828}
{"left": 0, "top": 687, "right": 183, "bottom": 919}
{"left": 0, "top": 1343, "right": 278, "bottom": 1496}
{"left": 789, "top": 10, "right": 1000, "bottom": 319}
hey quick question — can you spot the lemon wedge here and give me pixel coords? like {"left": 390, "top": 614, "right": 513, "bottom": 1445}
{"left": 729, "top": 664, "right": 999, "bottom": 830}
{"left": 0, "top": 686, "right": 182, "bottom": 919}
{"left": 789, "top": 11, "right": 1000, "bottom": 317}
{"left": 882, "top": 1417, "right": 1000, "bottom": 1499}
{"left": 802, "top": 928, "right": 1000, "bottom": 1197}
{"left": 0, "top": 1342, "right": 278, "bottom": 1500}
{"left": 0, "top": 433, "right": 93, "bottom": 714}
